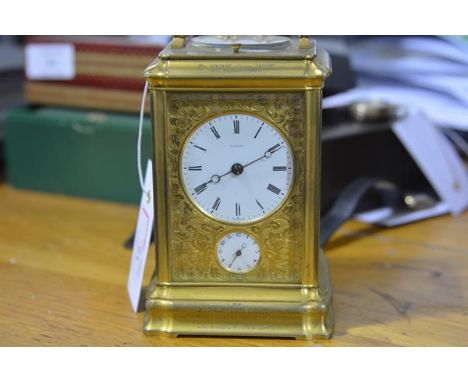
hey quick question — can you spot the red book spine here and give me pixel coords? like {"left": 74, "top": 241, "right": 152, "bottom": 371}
{"left": 29, "top": 75, "right": 144, "bottom": 91}
{"left": 25, "top": 36, "right": 165, "bottom": 56}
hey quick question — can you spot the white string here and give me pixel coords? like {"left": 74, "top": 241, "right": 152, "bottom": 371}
{"left": 137, "top": 81, "right": 149, "bottom": 194}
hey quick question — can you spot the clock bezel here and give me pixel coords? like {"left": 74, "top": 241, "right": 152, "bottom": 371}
{"left": 178, "top": 111, "right": 297, "bottom": 226}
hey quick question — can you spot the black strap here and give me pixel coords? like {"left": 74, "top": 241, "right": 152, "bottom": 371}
{"left": 125, "top": 177, "right": 400, "bottom": 249}
{"left": 320, "top": 177, "right": 399, "bottom": 247}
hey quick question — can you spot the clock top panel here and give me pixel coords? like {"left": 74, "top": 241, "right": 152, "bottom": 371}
{"left": 163, "top": 91, "right": 308, "bottom": 284}
{"left": 144, "top": 36, "right": 331, "bottom": 87}
{"left": 160, "top": 36, "right": 316, "bottom": 58}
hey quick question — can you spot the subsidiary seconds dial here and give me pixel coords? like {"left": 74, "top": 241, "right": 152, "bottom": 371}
{"left": 217, "top": 232, "right": 260, "bottom": 273}
{"left": 181, "top": 114, "right": 294, "bottom": 224}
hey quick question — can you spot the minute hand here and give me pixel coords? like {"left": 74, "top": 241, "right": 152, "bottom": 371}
{"left": 243, "top": 143, "right": 283, "bottom": 169}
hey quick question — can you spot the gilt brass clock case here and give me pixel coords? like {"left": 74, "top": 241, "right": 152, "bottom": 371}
{"left": 144, "top": 36, "right": 334, "bottom": 340}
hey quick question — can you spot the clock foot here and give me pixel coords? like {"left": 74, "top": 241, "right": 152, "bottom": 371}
{"left": 156, "top": 332, "right": 179, "bottom": 338}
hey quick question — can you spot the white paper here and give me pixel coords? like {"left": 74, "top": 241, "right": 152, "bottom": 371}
{"left": 388, "top": 73, "right": 468, "bottom": 106}
{"left": 127, "top": 160, "right": 154, "bottom": 313}
{"left": 323, "top": 37, "right": 468, "bottom": 131}
{"left": 323, "top": 85, "right": 468, "bottom": 132}
{"left": 392, "top": 110, "right": 468, "bottom": 215}
{"left": 25, "top": 43, "right": 75, "bottom": 80}
{"left": 349, "top": 37, "right": 468, "bottom": 75}
{"left": 355, "top": 203, "right": 450, "bottom": 227}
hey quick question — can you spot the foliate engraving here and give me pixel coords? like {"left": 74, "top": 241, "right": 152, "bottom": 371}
{"left": 167, "top": 93, "right": 305, "bottom": 283}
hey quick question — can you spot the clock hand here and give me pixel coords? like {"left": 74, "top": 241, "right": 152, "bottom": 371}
{"left": 229, "top": 249, "right": 242, "bottom": 268}
{"left": 198, "top": 167, "right": 233, "bottom": 191}
{"left": 200, "top": 143, "right": 283, "bottom": 190}
{"left": 197, "top": 169, "right": 231, "bottom": 193}
{"left": 205, "top": 162, "right": 242, "bottom": 187}
{"left": 193, "top": 167, "right": 232, "bottom": 195}
{"left": 242, "top": 143, "right": 283, "bottom": 169}
{"left": 228, "top": 243, "right": 247, "bottom": 268}
{"left": 213, "top": 168, "right": 233, "bottom": 183}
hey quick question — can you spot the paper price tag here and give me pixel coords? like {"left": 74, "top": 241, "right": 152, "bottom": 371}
{"left": 25, "top": 43, "right": 75, "bottom": 80}
{"left": 127, "top": 160, "right": 154, "bottom": 312}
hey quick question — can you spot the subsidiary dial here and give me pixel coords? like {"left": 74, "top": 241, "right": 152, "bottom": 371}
{"left": 216, "top": 232, "right": 260, "bottom": 274}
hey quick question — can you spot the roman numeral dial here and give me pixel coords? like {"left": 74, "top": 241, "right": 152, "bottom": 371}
{"left": 181, "top": 113, "right": 294, "bottom": 224}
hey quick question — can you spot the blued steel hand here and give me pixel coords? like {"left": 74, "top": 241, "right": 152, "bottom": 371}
{"left": 242, "top": 143, "right": 283, "bottom": 169}
{"left": 229, "top": 243, "right": 247, "bottom": 268}
{"left": 201, "top": 143, "right": 283, "bottom": 190}
{"left": 197, "top": 168, "right": 233, "bottom": 192}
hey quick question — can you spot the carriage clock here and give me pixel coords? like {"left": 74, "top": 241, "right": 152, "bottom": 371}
{"left": 144, "top": 35, "right": 333, "bottom": 339}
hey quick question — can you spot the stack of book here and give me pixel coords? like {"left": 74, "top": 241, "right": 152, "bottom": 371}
{"left": 24, "top": 36, "right": 168, "bottom": 113}
{"left": 4, "top": 36, "right": 166, "bottom": 204}
{"left": 5, "top": 106, "right": 153, "bottom": 204}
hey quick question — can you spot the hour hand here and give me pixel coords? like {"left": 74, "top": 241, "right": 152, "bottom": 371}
{"left": 209, "top": 167, "right": 233, "bottom": 185}
{"left": 196, "top": 168, "right": 232, "bottom": 194}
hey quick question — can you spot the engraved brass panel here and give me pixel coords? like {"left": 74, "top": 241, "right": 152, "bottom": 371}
{"left": 165, "top": 92, "right": 305, "bottom": 283}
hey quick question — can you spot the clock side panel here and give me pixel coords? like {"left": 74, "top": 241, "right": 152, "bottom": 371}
{"left": 166, "top": 92, "right": 306, "bottom": 284}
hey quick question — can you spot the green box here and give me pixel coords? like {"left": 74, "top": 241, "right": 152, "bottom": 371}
{"left": 4, "top": 107, "right": 152, "bottom": 204}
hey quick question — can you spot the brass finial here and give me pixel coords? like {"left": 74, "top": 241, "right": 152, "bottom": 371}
{"left": 171, "top": 35, "right": 187, "bottom": 49}
{"left": 299, "top": 35, "right": 311, "bottom": 49}
{"left": 231, "top": 43, "right": 241, "bottom": 54}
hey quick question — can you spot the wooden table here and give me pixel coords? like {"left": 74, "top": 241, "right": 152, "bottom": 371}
{"left": 0, "top": 185, "right": 467, "bottom": 346}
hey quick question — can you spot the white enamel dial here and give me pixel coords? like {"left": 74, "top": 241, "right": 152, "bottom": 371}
{"left": 217, "top": 232, "right": 260, "bottom": 273}
{"left": 181, "top": 114, "right": 294, "bottom": 224}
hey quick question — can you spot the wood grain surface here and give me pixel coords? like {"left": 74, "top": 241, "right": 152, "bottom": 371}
{"left": 0, "top": 185, "right": 467, "bottom": 346}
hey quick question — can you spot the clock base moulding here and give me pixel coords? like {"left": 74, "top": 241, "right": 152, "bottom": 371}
{"left": 143, "top": 249, "right": 334, "bottom": 340}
